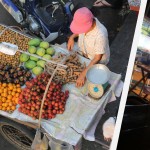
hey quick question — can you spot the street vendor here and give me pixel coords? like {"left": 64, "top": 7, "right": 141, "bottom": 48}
{"left": 67, "top": 7, "right": 110, "bottom": 87}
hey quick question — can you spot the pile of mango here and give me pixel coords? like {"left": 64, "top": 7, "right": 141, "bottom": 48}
{"left": 20, "top": 38, "right": 55, "bottom": 76}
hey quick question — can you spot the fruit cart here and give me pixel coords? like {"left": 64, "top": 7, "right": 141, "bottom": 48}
{"left": 0, "top": 24, "right": 122, "bottom": 150}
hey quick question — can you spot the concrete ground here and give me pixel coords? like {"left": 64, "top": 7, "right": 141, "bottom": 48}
{"left": 0, "top": 1, "right": 138, "bottom": 150}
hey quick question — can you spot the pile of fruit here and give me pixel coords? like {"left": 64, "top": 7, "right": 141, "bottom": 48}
{"left": 0, "top": 25, "right": 5, "bottom": 32}
{"left": 0, "top": 65, "right": 32, "bottom": 86}
{"left": 20, "top": 38, "right": 55, "bottom": 76}
{"left": 0, "top": 82, "right": 21, "bottom": 112}
{"left": 0, "top": 25, "right": 30, "bottom": 67}
{"left": 18, "top": 73, "right": 69, "bottom": 120}
{"left": 46, "top": 52, "right": 86, "bottom": 84}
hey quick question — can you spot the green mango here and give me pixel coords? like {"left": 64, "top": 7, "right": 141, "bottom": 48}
{"left": 28, "top": 38, "right": 41, "bottom": 46}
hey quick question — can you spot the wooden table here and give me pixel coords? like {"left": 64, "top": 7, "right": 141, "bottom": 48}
{"left": 129, "top": 63, "right": 150, "bottom": 95}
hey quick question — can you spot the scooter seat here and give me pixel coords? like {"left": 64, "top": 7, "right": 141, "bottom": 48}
{"left": 35, "top": 6, "right": 65, "bottom": 32}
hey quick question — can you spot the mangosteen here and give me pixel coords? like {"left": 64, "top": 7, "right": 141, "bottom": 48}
{"left": 17, "top": 71, "right": 23, "bottom": 76}
{"left": 14, "top": 79, "right": 19, "bottom": 84}
{"left": 8, "top": 65, "right": 12, "bottom": 70}
{"left": 19, "top": 76, "right": 24, "bottom": 82}
{"left": 4, "top": 65, "right": 11, "bottom": 71}
{"left": 9, "top": 74, "right": 14, "bottom": 78}
{"left": 0, "top": 71, "right": 5, "bottom": 76}
{"left": 22, "top": 70, "right": 26, "bottom": 75}
{"left": 30, "top": 77, "right": 33, "bottom": 80}
{"left": 0, "top": 64, "right": 4, "bottom": 70}
{"left": 16, "top": 67, "right": 21, "bottom": 71}
{"left": 9, "top": 69, "right": 15, "bottom": 74}
{"left": 7, "top": 78, "right": 13, "bottom": 83}
{"left": 25, "top": 71, "right": 32, "bottom": 78}
{"left": 0, "top": 74, "right": 3, "bottom": 81}
{"left": 4, "top": 73, "right": 10, "bottom": 79}
{"left": 13, "top": 73, "right": 18, "bottom": 78}
{"left": 23, "top": 77, "right": 27, "bottom": 82}
{"left": 2, "top": 77, "right": 7, "bottom": 82}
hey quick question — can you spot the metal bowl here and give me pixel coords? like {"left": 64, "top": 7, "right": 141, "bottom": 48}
{"left": 86, "top": 64, "right": 110, "bottom": 84}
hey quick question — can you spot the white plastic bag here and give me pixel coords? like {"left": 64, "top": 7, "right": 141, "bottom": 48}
{"left": 102, "top": 117, "right": 116, "bottom": 141}
{"left": 31, "top": 129, "right": 49, "bottom": 150}
{"left": 49, "top": 138, "right": 74, "bottom": 150}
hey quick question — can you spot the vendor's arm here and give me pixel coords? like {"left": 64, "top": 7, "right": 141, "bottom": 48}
{"left": 76, "top": 54, "right": 103, "bottom": 87}
{"left": 67, "top": 34, "right": 79, "bottom": 51}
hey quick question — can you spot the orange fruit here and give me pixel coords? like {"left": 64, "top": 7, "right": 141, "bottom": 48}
{"left": 17, "top": 88, "right": 21, "bottom": 93}
{"left": 13, "top": 88, "right": 16, "bottom": 92}
{"left": 8, "top": 83, "right": 12, "bottom": 86}
{"left": 2, "top": 107, "right": 6, "bottom": 111}
{"left": 7, "top": 95, "right": 12, "bottom": 100}
{"left": 6, "top": 99, "right": 10, "bottom": 103}
{"left": 6, "top": 106, "right": 11, "bottom": 111}
{"left": 16, "top": 84, "right": 20, "bottom": 88}
{"left": 15, "top": 98, "right": 18, "bottom": 104}
{"left": 15, "top": 93, "right": 19, "bottom": 98}
{"left": 12, "top": 97, "right": 15, "bottom": 101}
{"left": 2, "top": 103, "right": 5, "bottom": 107}
{"left": 9, "top": 102, "right": 13, "bottom": 107}
{"left": 2, "top": 83, "right": 7, "bottom": 87}
{"left": 4, "top": 103, "right": 9, "bottom": 107}
{"left": 11, "top": 106, "right": 16, "bottom": 111}
{"left": 1, "top": 97, "right": 6, "bottom": 103}
{"left": 0, "top": 106, "right": 2, "bottom": 110}
{"left": 0, "top": 89, "right": 3, "bottom": 93}
{"left": 3, "top": 88, "right": 8, "bottom": 93}
{"left": 8, "top": 86, "right": 13, "bottom": 91}
{"left": 2, "top": 93, "right": 7, "bottom": 98}
{"left": 8, "top": 91, "right": 11, "bottom": 95}
{"left": 11, "top": 91, "right": 15, "bottom": 96}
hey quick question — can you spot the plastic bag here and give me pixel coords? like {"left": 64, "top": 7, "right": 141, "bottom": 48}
{"left": 102, "top": 117, "right": 116, "bottom": 141}
{"left": 31, "top": 129, "right": 49, "bottom": 150}
{"left": 49, "top": 138, "right": 74, "bottom": 150}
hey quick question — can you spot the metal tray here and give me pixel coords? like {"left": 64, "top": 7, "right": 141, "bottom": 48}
{"left": 86, "top": 64, "right": 110, "bottom": 84}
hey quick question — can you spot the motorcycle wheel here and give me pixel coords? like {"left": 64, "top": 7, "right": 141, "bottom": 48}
{"left": 0, "top": 117, "right": 35, "bottom": 150}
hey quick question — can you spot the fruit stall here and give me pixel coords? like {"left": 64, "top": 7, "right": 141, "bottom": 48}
{"left": 0, "top": 24, "right": 122, "bottom": 150}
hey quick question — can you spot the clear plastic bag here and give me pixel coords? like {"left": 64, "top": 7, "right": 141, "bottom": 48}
{"left": 31, "top": 129, "right": 49, "bottom": 150}
{"left": 49, "top": 138, "right": 74, "bottom": 150}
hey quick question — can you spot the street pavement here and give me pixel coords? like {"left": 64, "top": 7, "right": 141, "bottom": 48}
{"left": 0, "top": 1, "right": 137, "bottom": 150}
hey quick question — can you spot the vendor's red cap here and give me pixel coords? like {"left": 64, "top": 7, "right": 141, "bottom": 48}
{"left": 70, "top": 7, "right": 94, "bottom": 34}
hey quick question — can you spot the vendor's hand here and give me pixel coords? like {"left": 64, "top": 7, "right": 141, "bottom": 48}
{"left": 76, "top": 73, "right": 86, "bottom": 87}
{"left": 67, "top": 37, "right": 74, "bottom": 51}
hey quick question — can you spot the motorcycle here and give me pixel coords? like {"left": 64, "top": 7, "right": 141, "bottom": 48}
{"left": 0, "top": 0, "right": 74, "bottom": 42}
